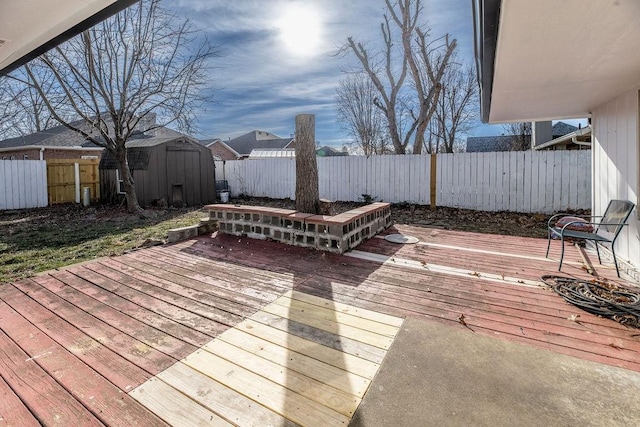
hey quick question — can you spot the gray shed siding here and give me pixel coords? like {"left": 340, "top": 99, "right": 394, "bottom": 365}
{"left": 100, "top": 138, "right": 216, "bottom": 207}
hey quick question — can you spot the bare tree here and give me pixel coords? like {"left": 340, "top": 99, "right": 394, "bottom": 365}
{"left": 428, "top": 60, "right": 478, "bottom": 153}
{"left": 501, "top": 122, "right": 531, "bottom": 151}
{"left": 336, "top": 73, "right": 386, "bottom": 156}
{"left": 344, "top": 0, "right": 456, "bottom": 154}
{"left": 14, "top": 0, "right": 216, "bottom": 215}
{"left": 0, "top": 67, "right": 70, "bottom": 138}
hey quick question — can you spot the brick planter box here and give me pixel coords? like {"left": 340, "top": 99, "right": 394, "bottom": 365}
{"left": 205, "top": 202, "right": 391, "bottom": 254}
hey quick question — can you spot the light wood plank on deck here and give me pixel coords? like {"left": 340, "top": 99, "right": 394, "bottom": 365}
{"left": 274, "top": 293, "right": 401, "bottom": 337}
{"left": 183, "top": 348, "right": 350, "bottom": 426}
{"left": 261, "top": 302, "right": 394, "bottom": 350}
{"left": 157, "top": 362, "right": 297, "bottom": 427}
{"left": 214, "top": 327, "right": 370, "bottom": 399}
{"left": 129, "top": 377, "right": 232, "bottom": 427}
{"left": 234, "top": 318, "right": 381, "bottom": 379}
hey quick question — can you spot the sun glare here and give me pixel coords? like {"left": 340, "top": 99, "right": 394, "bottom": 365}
{"left": 278, "top": 5, "right": 322, "bottom": 58}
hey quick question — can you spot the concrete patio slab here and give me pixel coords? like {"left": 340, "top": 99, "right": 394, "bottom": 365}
{"left": 351, "top": 317, "right": 640, "bottom": 427}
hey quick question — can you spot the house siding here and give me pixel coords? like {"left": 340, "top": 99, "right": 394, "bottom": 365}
{"left": 592, "top": 86, "right": 640, "bottom": 271}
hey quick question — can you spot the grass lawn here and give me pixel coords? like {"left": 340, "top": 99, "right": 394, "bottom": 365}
{"left": 0, "top": 205, "right": 207, "bottom": 283}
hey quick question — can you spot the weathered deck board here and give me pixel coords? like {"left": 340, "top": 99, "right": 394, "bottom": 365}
{"left": 0, "top": 366, "right": 40, "bottom": 427}
{"left": 0, "top": 283, "right": 150, "bottom": 390}
{"left": 0, "top": 299, "right": 165, "bottom": 427}
{"left": 2, "top": 224, "right": 639, "bottom": 426}
{"left": 0, "top": 329, "right": 103, "bottom": 426}
{"left": 11, "top": 277, "right": 176, "bottom": 374}
{"left": 33, "top": 271, "right": 198, "bottom": 359}
{"left": 83, "top": 261, "right": 230, "bottom": 337}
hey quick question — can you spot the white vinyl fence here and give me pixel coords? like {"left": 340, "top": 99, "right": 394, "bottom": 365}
{"left": 0, "top": 160, "right": 48, "bottom": 210}
{"left": 215, "top": 150, "right": 591, "bottom": 214}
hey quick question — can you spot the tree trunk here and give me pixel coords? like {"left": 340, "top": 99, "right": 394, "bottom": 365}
{"left": 114, "top": 146, "right": 144, "bottom": 215}
{"left": 295, "top": 114, "right": 319, "bottom": 214}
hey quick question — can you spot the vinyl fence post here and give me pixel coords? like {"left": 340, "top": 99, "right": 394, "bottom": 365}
{"left": 430, "top": 154, "right": 437, "bottom": 209}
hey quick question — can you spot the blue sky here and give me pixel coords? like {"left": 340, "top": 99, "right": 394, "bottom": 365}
{"left": 170, "top": 0, "right": 504, "bottom": 146}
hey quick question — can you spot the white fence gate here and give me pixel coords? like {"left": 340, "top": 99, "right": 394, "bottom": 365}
{"left": 215, "top": 150, "right": 591, "bottom": 214}
{"left": 0, "top": 160, "right": 48, "bottom": 210}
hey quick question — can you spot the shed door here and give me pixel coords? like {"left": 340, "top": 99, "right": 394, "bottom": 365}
{"left": 166, "top": 148, "right": 201, "bottom": 207}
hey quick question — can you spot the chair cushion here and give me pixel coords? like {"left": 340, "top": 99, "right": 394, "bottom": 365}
{"left": 555, "top": 216, "right": 594, "bottom": 233}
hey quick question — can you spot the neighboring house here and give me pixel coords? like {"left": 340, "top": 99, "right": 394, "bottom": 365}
{"left": 316, "top": 146, "right": 348, "bottom": 157}
{"left": 205, "top": 130, "right": 294, "bottom": 160}
{"left": 465, "top": 121, "right": 578, "bottom": 152}
{"left": 0, "top": 119, "right": 105, "bottom": 160}
{"left": 466, "top": 135, "right": 529, "bottom": 153}
{"left": 248, "top": 149, "right": 295, "bottom": 159}
{"left": 99, "top": 133, "right": 216, "bottom": 207}
{"left": 246, "top": 146, "right": 349, "bottom": 159}
{"left": 473, "top": 0, "right": 640, "bottom": 275}
{"left": 534, "top": 125, "right": 592, "bottom": 151}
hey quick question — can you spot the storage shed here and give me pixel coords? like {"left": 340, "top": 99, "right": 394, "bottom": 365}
{"left": 99, "top": 135, "right": 216, "bottom": 207}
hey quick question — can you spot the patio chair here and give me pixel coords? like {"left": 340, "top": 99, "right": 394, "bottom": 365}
{"left": 545, "top": 199, "right": 635, "bottom": 277}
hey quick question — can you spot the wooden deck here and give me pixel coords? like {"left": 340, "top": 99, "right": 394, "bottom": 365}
{"left": 1, "top": 224, "right": 639, "bottom": 426}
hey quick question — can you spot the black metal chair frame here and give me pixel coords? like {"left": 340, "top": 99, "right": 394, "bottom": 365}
{"left": 545, "top": 200, "right": 635, "bottom": 277}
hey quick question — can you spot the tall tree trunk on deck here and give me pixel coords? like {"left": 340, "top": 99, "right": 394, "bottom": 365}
{"left": 295, "top": 114, "right": 319, "bottom": 214}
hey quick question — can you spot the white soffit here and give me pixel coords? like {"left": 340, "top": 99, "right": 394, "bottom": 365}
{"left": 0, "top": 0, "right": 130, "bottom": 74}
{"left": 490, "top": 0, "right": 640, "bottom": 123}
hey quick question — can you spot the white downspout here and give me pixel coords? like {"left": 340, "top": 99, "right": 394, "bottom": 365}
{"left": 39, "top": 147, "right": 45, "bottom": 160}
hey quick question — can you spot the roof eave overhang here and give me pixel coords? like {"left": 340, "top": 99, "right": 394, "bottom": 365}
{"left": 472, "top": 0, "right": 501, "bottom": 124}
{"left": 0, "top": 0, "right": 138, "bottom": 76}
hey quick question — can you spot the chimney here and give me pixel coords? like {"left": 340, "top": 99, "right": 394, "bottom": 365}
{"left": 532, "top": 121, "right": 553, "bottom": 148}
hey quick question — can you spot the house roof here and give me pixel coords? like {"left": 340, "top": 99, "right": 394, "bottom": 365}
{"left": 466, "top": 135, "right": 526, "bottom": 152}
{"left": 466, "top": 121, "right": 579, "bottom": 152}
{"left": 473, "top": 0, "right": 640, "bottom": 123}
{"left": 0, "top": 117, "right": 187, "bottom": 150}
{"left": 316, "top": 146, "right": 348, "bottom": 157}
{"left": 0, "top": 119, "right": 102, "bottom": 149}
{"left": 226, "top": 130, "right": 293, "bottom": 156}
{"left": 199, "top": 138, "right": 222, "bottom": 148}
{"left": 552, "top": 122, "right": 578, "bottom": 137}
{"left": 1, "top": 0, "right": 138, "bottom": 75}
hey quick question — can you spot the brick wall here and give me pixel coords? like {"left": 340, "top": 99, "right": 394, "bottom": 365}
{"left": 209, "top": 142, "right": 237, "bottom": 161}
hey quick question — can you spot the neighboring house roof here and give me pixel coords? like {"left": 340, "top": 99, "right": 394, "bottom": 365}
{"left": 0, "top": 115, "right": 185, "bottom": 150}
{"left": 226, "top": 130, "right": 293, "bottom": 157}
{"left": 466, "top": 135, "right": 530, "bottom": 152}
{"left": 316, "top": 146, "right": 348, "bottom": 157}
{"left": 248, "top": 149, "right": 295, "bottom": 159}
{"left": 0, "top": 119, "right": 102, "bottom": 149}
{"left": 552, "top": 122, "right": 578, "bottom": 137}
{"left": 534, "top": 125, "right": 592, "bottom": 151}
{"left": 466, "top": 121, "right": 578, "bottom": 152}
